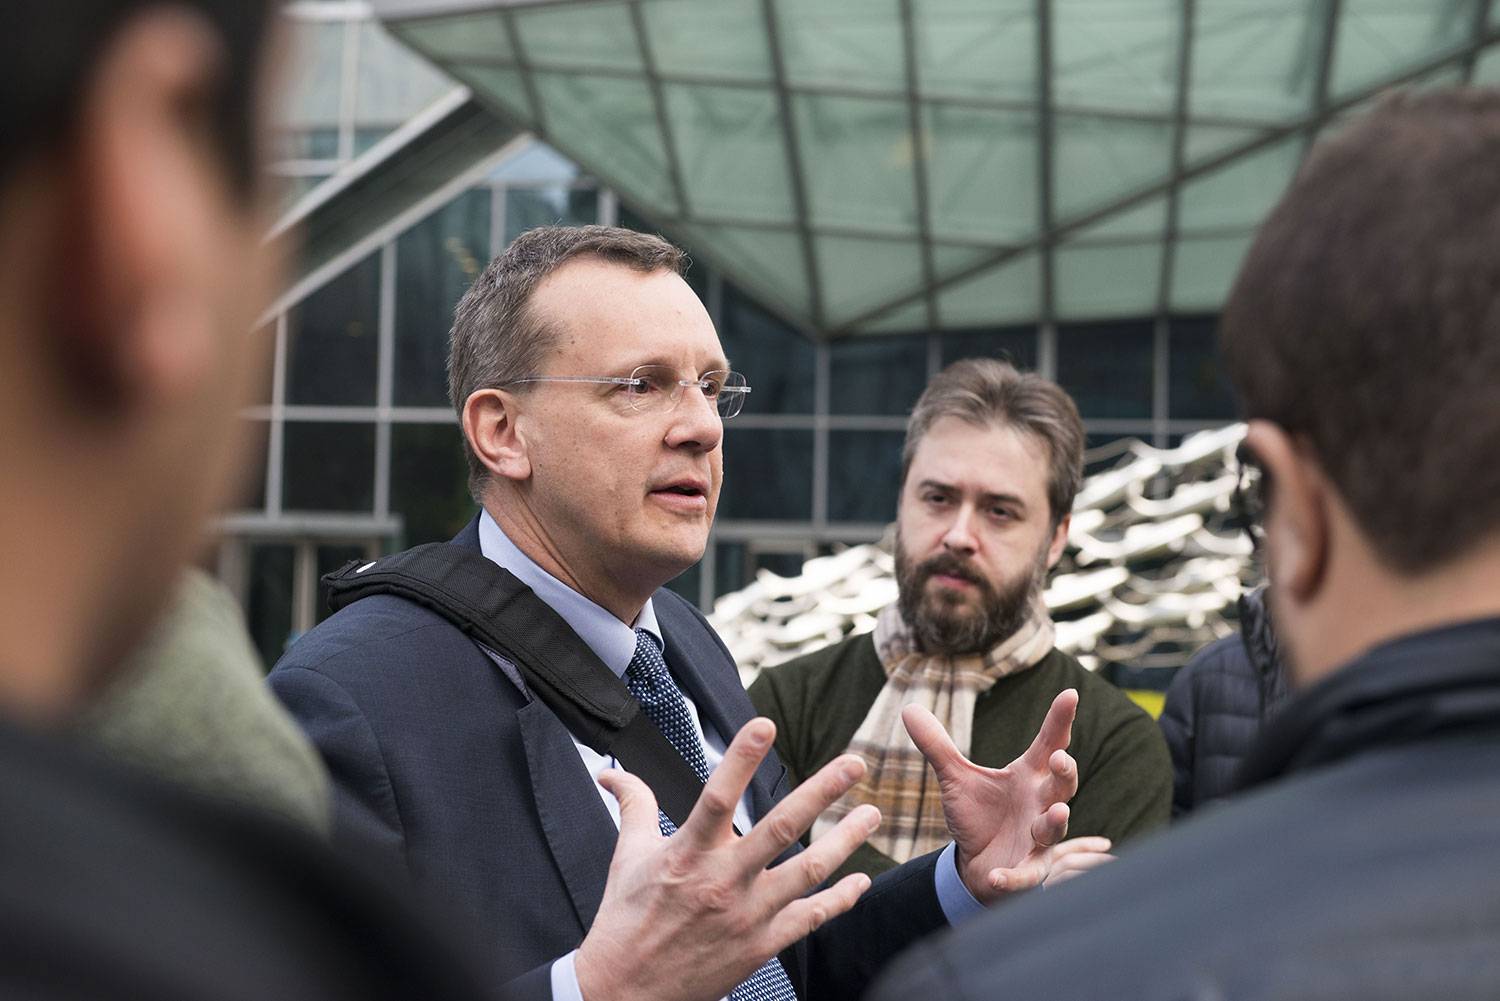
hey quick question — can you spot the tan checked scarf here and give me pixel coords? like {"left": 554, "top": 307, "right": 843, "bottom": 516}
{"left": 810, "top": 598, "right": 1055, "bottom": 863}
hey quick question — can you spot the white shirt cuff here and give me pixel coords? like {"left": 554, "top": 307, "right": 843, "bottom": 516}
{"left": 550, "top": 950, "right": 585, "bottom": 1001}
{"left": 933, "top": 841, "right": 986, "bottom": 925}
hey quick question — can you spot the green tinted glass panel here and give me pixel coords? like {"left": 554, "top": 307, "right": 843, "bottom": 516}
{"left": 720, "top": 428, "right": 814, "bottom": 520}
{"left": 1331, "top": 0, "right": 1473, "bottom": 98}
{"left": 515, "top": 3, "right": 642, "bottom": 72}
{"left": 923, "top": 104, "right": 1037, "bottom": 243}
{"left": 279, "top": 20, "right": 344, "bottom": 135}
{"left": 1056, "top": 320, "right": 1154, "bottom": 419}
{"left": 1471, "top": 46, "right": 1500, "bottom": 83}
{"left": 816, "top": 237, "right": 924, "bottom": 327}
{"left": 915, "top": 0, "right": 1034, "bottom": 102}
{"left": 1168, "top": 316, "right": 1237, "bottom": 421}
{"left": 1177, "top": 137, "right": 1299, "bottom": 232}
{"left": 355, "top": 20, "right": 452, "bottom": 144}
{"left": 930, "top": 243, "right": 999, "bottom": 276}
{"left": 1053, "top": 115, "right": 1172, "bottom": 220}
{"left": 1189, "top": 1, "right": 1318, "bottom": 119}
{"left": 857, "top": 296, "right": 930, "bottom": 335}
{"left": 286, "top": 254, "right": 379, "bottom": 407}
{"left": 641, "top": 0, "right": 772, "bottom": 81}
{"left": 395, "top": 188, "right": 490, "bottom": 407}
{"left": 937, "top": 254, "right": 1040, "bottom": 327}
{"left": 776, "top": 0, "right": 904, "bottom": 90}
{"left": 1073, "top": 197, "right": 1167, "bottom": 242}
{"left": 282, "top": 422, "right": 376, "bottom": 512}
{"left": 720, "top": 284, "right": 816, "bottom": 413}
{"left": 248, "top": 544, "right": 294, "bottom": 667}
{"left": 1171, "top": 233, "right": 1253, "bottom": 311}
{"left": 397, "top": 11, "right": 512, "bottom": 63}
{"left": 794, "top": 94, "right": 917, "bottom": 233}
{"left": 391, "top": 423, "right": 474, "bottom": 547}
{"left": 531, "top": 72, "right": 676, "bottom": 209}
{"left": 829, "top": 336, "right": 928, "bottom": 415}
{"left": 1182, "top": 124, "right": 1272, "bottom": 167}
{"left": 1053, "top": 0, "right": 1179, "bottom": 115}
{"left": 452, "top": 63, "right": 537, "bottom": 124}
{"left": 686, "top": 224, "right": 810, "bottom": 319}
{"left": 829, "top": 430, "right": 906, "bottom": 522}
{"left": 1054, "top": 241, "right": 1161, "bottom": 320}
{"left": 664, "top": 84, "right": 793, "bottom": 220}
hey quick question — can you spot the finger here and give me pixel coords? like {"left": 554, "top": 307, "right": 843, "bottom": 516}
{"left": 1051, "top": 836, "right": 1112, "bottom": 859}
{"left": 1031, "top": 801, "right": 1070, "bottom": 849}
{"left": 597, "top": 769, "right": 662, "bottom": 853}
{"left": 1051, "top": 852, "right": 1117, "bottom": 877}
{"left": 987, "top": 860, "right": 1047, "bottom": 896}
{"left": 902, "top": 704, "right": 966, "bottom": 780}
{"left": 761, "top": 803, "right": 880, "bottom": 902}
{"left": 741, "top": 754, "right": 869, "bottom": 871}
{"left": 1045, "top": 748, "right": 1079, "bottom": 804}
{"left": 680, "top": 718, "right": 776, "bottom": 848}
{"left": 765, "top": 872, "right": 872, "bottom": 949}
{"left": 1023, "top": 689, "right": 1078, "bottom": 769}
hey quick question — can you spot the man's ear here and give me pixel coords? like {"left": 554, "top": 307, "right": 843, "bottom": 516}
{"left": 1244, "top": 419, "right": 1329, "bottom": 604}
{"left": 463, "top": 389, "right": 532, "bottom": 483}
{"left": 55, "top": 9, "right": 228, "bottom": 412}
{"left": 1046, "top": 512, "right": 1071, "bottom": 569}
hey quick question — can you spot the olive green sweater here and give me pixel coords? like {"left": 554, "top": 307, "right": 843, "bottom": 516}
{"left": 749, "top": 630, "right": 1171, "bottom": 877}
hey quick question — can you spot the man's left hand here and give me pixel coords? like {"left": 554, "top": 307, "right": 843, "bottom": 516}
{"left": 901, "top": 688, "right": 1079, "bottom": 904}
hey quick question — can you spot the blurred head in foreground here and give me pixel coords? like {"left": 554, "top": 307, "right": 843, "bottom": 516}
{"left": 0, "top": 1, "right": 276, "bottom": 718}
{"left": 1220, "top": 88, "right": 1500, "bottom": 684}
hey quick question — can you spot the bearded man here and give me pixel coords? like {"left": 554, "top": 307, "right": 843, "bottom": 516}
{"left": 751, "top": 359, "right": 1172, "bottom": 879}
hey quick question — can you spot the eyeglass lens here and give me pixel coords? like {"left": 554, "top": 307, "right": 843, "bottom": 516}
{"left": 627, "top": 365, "right": 748, "bottom": 419}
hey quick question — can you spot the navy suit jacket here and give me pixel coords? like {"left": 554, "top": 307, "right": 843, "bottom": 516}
{"left": 270, "top": 518, "right": 945, "bottom": 1000}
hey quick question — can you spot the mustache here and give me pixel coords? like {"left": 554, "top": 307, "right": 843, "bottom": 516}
{"left": 914, "top": 553, "right": 989, "bottom": 591}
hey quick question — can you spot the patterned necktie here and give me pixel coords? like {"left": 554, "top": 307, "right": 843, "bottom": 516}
{"left": 624, "top": 629, "right": 798, "bottom": 1001}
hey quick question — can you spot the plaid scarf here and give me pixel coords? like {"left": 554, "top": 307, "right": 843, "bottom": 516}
{"left": 811, "top": 597, "right": 1055, "bottom": 863}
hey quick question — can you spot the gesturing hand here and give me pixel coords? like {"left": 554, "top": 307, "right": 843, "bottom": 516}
{"left": 574, "top": 718, "right": 880, "bottom": 1001}
{"left": 901, "top": 688, "right": 1079, "bottom": 904}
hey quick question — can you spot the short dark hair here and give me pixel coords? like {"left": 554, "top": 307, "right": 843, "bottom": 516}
{"left": 901, "top": 358, "right": 1085, "bottom": 526}
{"left": 0, "top": 1, "right": 273, "bottom": 197}
{"left": 448, "top": 224, "right": 688, "bottom": 498}
{"left": 1220, "top": 88, "right": 1500, "bottom": 574}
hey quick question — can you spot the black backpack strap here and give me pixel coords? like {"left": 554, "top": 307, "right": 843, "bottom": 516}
{"left": 322, "top": 543, "right": 708, "bottom": 829}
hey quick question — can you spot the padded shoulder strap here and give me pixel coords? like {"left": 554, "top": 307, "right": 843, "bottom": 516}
{"left": 322, "top": 544, "right": 707, "bottom": 828}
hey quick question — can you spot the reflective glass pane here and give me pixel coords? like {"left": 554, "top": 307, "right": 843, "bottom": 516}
{"left": 286, "top": 254, "right": 379, "bottom": 407}
{"left": 720, "top": 285, "right": 816, "bottom": 413}
{"left": 1331, "top": 0, "right": 1473, "bottom": 98}
{"left": 688, "top": 225, "right": 811, "bottom": 320}
{"left": 1056, "top": 320, "right": 1154, "bottom": 419}
{"left": 1182, "top": 124, "right": 1268, "bottom": 168}
{"left": 940, "top": 327, "right": 1039, "bottom": 369}
{"left": 397, "top": 11, "right": 513, "bottom": 63}
{"left": 504, "top": 186, "right": 599, "bottom": 244}
{"left": 1170, "top": 233, "right": 1253, "bottom": 312}
{"left": 275, "top": 20, "right": 344, "bottom": 160}
{"left": 829, "top": 430, "right": 905, "bottom": 523}
{"left": 354, "top": 20, "right": 454, "bottom": 152}
{"left": 489, "top": 140, "right": 583, "bottom": 186}
{"left": 915, "top": 0, "right": 1034, "bottom": 102}
{"left": 1054, "top": 240, "right": 1162, "bottom": 320}
{"left": 249, "top": 323, "right": 276, "bottom": 406}
{"left": 642, "top": 0, "right": 772, "bottom": 81}
{"left": 1053, "top": 115, "right": 1173, "bottom": 220}
{"left": 247, "top": 543, "right": 295, "bottom": 667}
{"left": 1190, "top": 1, "right": 1317, "bottom": 119}
{"left": 664, "top": 559, "right": 703, "bottom": 605}
{"left": 936, "top": 253, "right": 1041, "bottom": 326}
{"left": 720, "top": 428, "right": 814, "bottom": 520}
{"left": 1176, "top": 137, "right": 1300, "bottom": 232}
{"left": 282, "top": 422, "right": 376, "bottom": 512}
{"left": 1072, "top": 197, "right": 1167, "bottom": 242}
{"left": 1169, "top": 316, "right": 1238, "bottom": 420}
{"left": 1053, "top": 0, "right": 1179, "bottom": 115}
{"left": 390, "top": 424, "right": 476, "bottom": 547}
{"left": 923, "top": 104, "right": 1037, "bottom": 243}
{"left": 829, "top": 333, "right": 928, "bottom": 416}
{"left": 515, "top": 4, "right": 643, "bottom": 72}
{"left": 395, "top": 188, "right": 490, "bottom": 407}
{"left": 857, "top": 296, "right": 931, "bottom": 335}
{"left": 531, "top": 72, "right": 676, "bottom": 209}
{"left": 451, "top": 63, "right": 537, "bottom": 123}
{"left": 232, "top": 421, "right": 270, "bottom": 512}
{"left": 777, "top": 0, "right": 904, "bottom": 90}
{"left": 715, "top": 541, "right": 748, "bottom": 597}
{"left": 794, "top": 94, "right": 917, "bottom": 233}
{"left": 663, "top": 84, "right": 792, "bottom": 220}
{"left": 816, "top": 237, "right": 924, "bottom": 327}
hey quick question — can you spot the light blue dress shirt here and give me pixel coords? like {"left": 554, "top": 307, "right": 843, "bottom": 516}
{"left": 475, "top": 511, "right": 981, "bottom": 1001}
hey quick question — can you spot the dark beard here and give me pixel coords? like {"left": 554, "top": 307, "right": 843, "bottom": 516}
{"left": 895, "top": 537, "right": 1045, "bottom": 656}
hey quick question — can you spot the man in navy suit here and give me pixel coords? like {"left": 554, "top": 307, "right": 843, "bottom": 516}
{"left": 271, "top": 225, "right": 1081, "bottom": 1001}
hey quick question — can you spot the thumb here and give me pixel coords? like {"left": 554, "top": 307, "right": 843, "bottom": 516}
{"left": 902, "top": 704, "right": 965, "bottom": 779}
{"left": 598, "top": 769, "right": 661, "bottom": 849}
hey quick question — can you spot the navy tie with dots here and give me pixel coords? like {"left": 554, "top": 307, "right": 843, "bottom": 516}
{"left": 623, "top": 629, "right": 797, "bottom": 1001}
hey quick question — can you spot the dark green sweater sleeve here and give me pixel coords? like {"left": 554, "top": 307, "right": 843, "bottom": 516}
{"left": 1067, "top": 706, "right": 1173, "bottom": 845}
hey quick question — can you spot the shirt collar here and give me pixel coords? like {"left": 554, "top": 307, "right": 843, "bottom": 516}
{"left": 477, "top": 509, "right": 661, "bottom": 678}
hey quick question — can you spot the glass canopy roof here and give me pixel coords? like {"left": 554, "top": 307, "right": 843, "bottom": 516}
{"left": 374, "top": 0, "right": 1500, "bottom": 336}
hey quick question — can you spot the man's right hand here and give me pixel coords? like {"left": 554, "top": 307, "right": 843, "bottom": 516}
{"left": 574, "top": 717, "right": 880, "bottom": 1001}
